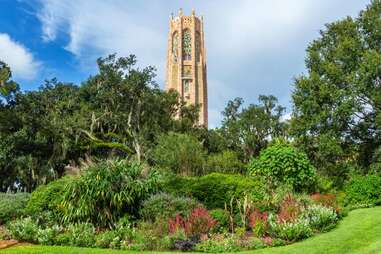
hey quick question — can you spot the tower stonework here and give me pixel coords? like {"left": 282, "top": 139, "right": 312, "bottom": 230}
{"left": 166, "top": 9, "right": 208, "bottom": 127}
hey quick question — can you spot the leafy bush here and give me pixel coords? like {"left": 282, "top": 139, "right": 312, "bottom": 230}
{"left": 301, "top": 205, "right": 338, "bottom": 231}
{"left": 152, "top": 132, "right": 205, "bottom": 176}
{"left": 168, "top": 208, "right": 217, "bottom": 237}
{"left": 210, "top": 209, "right": 230, "bottom": 233}
{"left": 0, "top": 192, "right": 30, "bottom": 224}
{"left": 205, "top": 150, "right": 243, "bottom": 174}
{"left": 248, "top": 209, "right": 268, "bottom": 237}
{"left": 37, "top": 225, "right": 62, "bottom": 245}
{"left": 195, "top": 238, "right": 241, "bottom": 253}
{"left": 61, "top": 159, "right": 160, "bottom": 227}
{"left": 24, "top": 176, "right": 72, "bottom": 216}
{"left": 269, "top": 215, "right": 312, "bottom": 242}
{"left": 123, "top": 221, "right": 180, "bottom": 251}
{"left": 7, "top": 217, "right": 39, "bottom": 242}
{"left": 344, "top": 174, "right": 381, "bottom": 206}
{"left": 163, "top": 173, "right": 265, "bottom": 209}
{"left": 54, "top": 232, "right": 71, "bottom": 246}
{"left": 195, "top": 235, "right": 265, "bottom": 253}
{"left": 140, "top": 193, "right": 201, "bottom": 222}
{"left": 249, "top": 142, "right": 317, "bottom": 191}
{"left": 276, "top": 194, "right": 302, "bottom": 224}
{"left": 66, "top": 223, "right": 96, "bottom": 247}
{"left": 95, "top": 230, "right": 118, "bottom": 248}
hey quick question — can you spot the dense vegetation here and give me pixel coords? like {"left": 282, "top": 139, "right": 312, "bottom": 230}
{"left": 1, "top": 1, "right": 381, "bottom": 253}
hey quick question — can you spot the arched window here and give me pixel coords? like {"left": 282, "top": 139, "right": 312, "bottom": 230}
{"left": 182, "top": 29, "right": 192, "bottom": 61}
{"left": 183, "top": 79, "right": 191, "bottom": 94}
{"left": 195, "top": 32, "right": 201, "bottom": 62}
{"left": 172, "top": 32, "right": 179, "bottom": 63}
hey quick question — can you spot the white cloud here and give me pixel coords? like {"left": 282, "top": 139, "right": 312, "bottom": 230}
{"left": 34, "top": 0, "right": 369, "bottom": 127}
{"left": 36, "top": 0, "right": 166, "bottom": 79}
{"left": 0, "top": 33, "right": 40, "bottom": 80}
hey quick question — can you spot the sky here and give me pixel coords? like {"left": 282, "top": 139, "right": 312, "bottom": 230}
{"left": 0, "top": 0, "right": 371, "bottom": 128}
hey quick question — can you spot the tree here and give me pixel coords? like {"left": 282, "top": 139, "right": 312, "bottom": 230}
{"left": 291, "top": 0, "right": 381, "bottom": 182}
{"left": 80, "top": 54, "right": 199, "bottom": 162}
{"left": 151, "top": 132, "right": 205, "bottom": 176}
{"left": 0, "top": 78, "right": 85, "bottom": 191}
{"left": 219, "top": 95, "right": 287, "bottom": 162}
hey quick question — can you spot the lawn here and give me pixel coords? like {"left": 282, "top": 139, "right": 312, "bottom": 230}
{"left": 3, "top": 207, "right": 381, "bottom": 254}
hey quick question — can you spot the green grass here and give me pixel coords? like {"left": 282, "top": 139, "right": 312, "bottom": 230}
{"left": 3, "top": 207, "right": 381, "bottom": 254}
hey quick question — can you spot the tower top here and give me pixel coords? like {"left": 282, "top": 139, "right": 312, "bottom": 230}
{"left": 172, "top": 8, "right": 202, "bottom": 19}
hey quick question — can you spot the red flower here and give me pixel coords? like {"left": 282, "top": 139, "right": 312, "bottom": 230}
{"left": 168, "top": 207, "right": 217, "bottom": 236}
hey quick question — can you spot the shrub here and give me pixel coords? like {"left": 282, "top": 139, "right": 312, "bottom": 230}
{"left": 7, "top": 217, "right": 39, "bottom": 242}
{"left": 140, "top": 192, "right": 200, "bottom": 222}
{"left": 168, "top": 208, "right": 217, "bottom": 237}
{"left": 269, "top": 214, "right": 312, "bottom": 242}
{"left": 0, "top": 192, "right": 30, "bottom": 224}
{"left": 194, "top": 235, "right": 265, "bottom": 253}
{"left": 205, "top": 150, "right": 243, "bottom": 174}
{"left": 248, "top": 209, "right": 268, "bottom": 237}
{"left": 61, "top": 159, "right": 160, "bottom": 227}
{"left": 195, "top": 236, "right": 242, "bottom": 253}
{"left": 123, "top": 221, "right": 179, "bottom": 251}
{"left": 163, "top": 173, "right": 265, "bottom": 209}
{"left": 344, "top": 174, "right": 381, "bottom": 206}
{"left": 152, "top": 132, "right": 205, "bottom": 176}
{"left": 301, "top": 205, "right": 338, "bottom": 231}
{"left": 55, "top": 231, "right": 71, "bottom": 246}
{"left": 210, "top": 209, "right": 230, "bottom": 233}
{"left": 0, "top": 226, "right": 10, "bottom": 240}
{"left": 249, "top": 142, "right": 317, "bottom": 191}
{"left": 66, "top": 223, "right": 96, "bottom": 247}
{"left": 310, "top": 193, "right": 337, "bottom": 208}
{"left": 24, "top": 176, "right": 72, "bottom": 216}
{"left": 95, "top": 230, "right": 118, "bottom": 248}
{"left": 277, "top": 194, "right": 302, "bottom": 224}
{"left": 36, "top": 225, "right": 62, "bottom": 245}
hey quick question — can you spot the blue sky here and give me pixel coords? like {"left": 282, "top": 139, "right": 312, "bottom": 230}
{"left": 0, "top": 0, "right": 370, "bottom": 128}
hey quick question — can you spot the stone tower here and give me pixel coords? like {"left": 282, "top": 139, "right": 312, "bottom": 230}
{"left": 165, "top": 9, "right": 208, "bottom": 127}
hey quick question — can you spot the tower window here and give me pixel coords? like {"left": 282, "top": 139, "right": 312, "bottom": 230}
{"left": 196, "top": 32, "right": 201, "bottom": 62}
{"left": 172, "top": 32, "right": 179, "bottom": 63}
{"left": 182, "top": 29, "right": 192, "bottom": 61}
{"left": 183, "top": 79, "right": 191, "bottom": 94}
{"left": 183, "top": 65, "right": 192, "bottom": 78}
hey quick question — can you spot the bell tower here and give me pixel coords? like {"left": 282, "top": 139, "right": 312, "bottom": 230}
{"left": 165, "top": 9, "right": 208, "bottom": 127}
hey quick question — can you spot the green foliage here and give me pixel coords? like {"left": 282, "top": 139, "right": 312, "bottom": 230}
{"left": 344, "top": 174, "right": 381, "bottom": 206}
{"left": 291, "top": 0, "right": 381, "bottom": 178}
{"left": 210, "top": 209, "right": 230, "bottom": 233}
{"left": 0, "top": 192, "right": 30, "bottom": 224}
{"left": 37, "top": 225, "right": 62, "bottom": 245}
{"left": 0, "top": 55, "right": 199, "bottom": 192}
{"left": 24, "top": 177, "right": 71, "bottom": 216}
{"left": 301, "top": 205, "right": 338, "bottom": 231}
{"left": 95, "top": 230, "right": 119, "bottom": 248}
{"left": 249, "top": 142, "right": 317, "bottom": 191}
{"left": 61, "top": 159, "right": 160, "bottom": 227}
{"left": 152, "top": 132, "right": 205, "bottom": 176}
{"left": 163, "top": 173, "right": 265, "bottom": 209}
{"left": 195, "top": 235, "right": 266, "bottom": 253}
{"left": 269, "top": 217, "right": 313, "bottom": 242}
{"left": 140, "top": 192, "right": 200, "bottom": 222}
{"left": 123, "top": 221, "right": 176, "bottom": 251}
{"left": 218, "top": 96, "right": 287, "bottom": 162}
{"left": 65, "top": 223, "right": 96, "bottom": 247}
{"left": 7, "top": 217, "right": 39, "bottom": 242}
{"left": 205, "top": 150, "right": 244, "bottom": 174}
